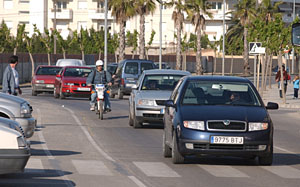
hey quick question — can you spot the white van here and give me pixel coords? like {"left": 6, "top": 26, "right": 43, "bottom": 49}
{"left": 56, "top": 59, "right": 86, "bottom": 67}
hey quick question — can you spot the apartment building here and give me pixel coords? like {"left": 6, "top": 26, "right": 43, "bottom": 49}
{"left": 1, "top": 0, "right": 297, "bottom": 49}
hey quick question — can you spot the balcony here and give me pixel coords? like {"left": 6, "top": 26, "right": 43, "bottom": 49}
{"left": 88, "top": 9, "right": 113, "bottom": 20}
{"left": 49, "top": 9, "right": 73, "bottom": 20}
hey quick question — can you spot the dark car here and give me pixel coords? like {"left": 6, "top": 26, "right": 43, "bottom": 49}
{"left": 107, "top": 63, "right": 118, "bottom": 75}
{"left": 54, "top": 66, "right": 92, "bottom": 99}
{"left": 154, "top": 62, "right": 171, "bottom": 69}
{"left": 163, "top": 76, "right": 278, "bottom": 165}
{"left": 31, "top": 65, "right": 62, "bottom": 96}
{"left": 110, "top": 59, "right": 155, "bottom": 99}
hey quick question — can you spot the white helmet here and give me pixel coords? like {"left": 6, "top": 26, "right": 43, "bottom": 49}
{"left": 96, "top": 60, "right": 104, "bottom": 66}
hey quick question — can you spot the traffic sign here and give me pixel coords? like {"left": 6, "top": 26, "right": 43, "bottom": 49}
{"left": 249, "top": 42, "right": 262, "bottom": 55}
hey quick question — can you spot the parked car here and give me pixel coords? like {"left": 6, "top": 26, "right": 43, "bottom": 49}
{"left": 163, "top": 76, "right": 278, "bottom": 165}
{"left": 54, "top": 66, "right": 92, "bottom": 99}
{"left": 129, "top": 69, "right": 190, "bottom": 128}
{"left": 0, "top": 93, "right": 36, "bottom": 138}
{"left": 31, "top": 65, "right": 62, "bottom": 96}
{"left": 154, "top": 62, "right": 171, "bottom": 69}
{"left": 107, "top": 63, "right": 118, "bottom": 76}
{"left": 0, "top": 117, "right": 26, "bottom": 139}
{"left": 56, "top": 59, "right": 86, "bottom": 67}
{"left": 111, "top": 59, "right": 155, "bottom": 99}
{"left": 0, "top": 125, "right": 30, "bottom": 175}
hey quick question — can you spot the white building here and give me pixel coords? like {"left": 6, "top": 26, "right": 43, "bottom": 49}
{"left": 0, "top": 0, "right": 297, "bottom": 49}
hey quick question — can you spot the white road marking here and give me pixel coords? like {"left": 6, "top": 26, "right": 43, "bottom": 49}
{"left": 72, "top": 160, "right": 113, "bottom": 176}
{"left": 275, "top": 146, "right": 300, "bottom": 158}
{"left": 133, "top": 162, "right": 180, "bottom": 177}
{"left": 199, "top": 165, "right": 249, "bottom": 178}
{"left": 64, "top": 107, "right": 115, "bottom": 162}
{"left": 37, "top": 108, "right": 74, "bottom": 187}
{"left": 261, "top": 166, "right": 300, "bottom": 179}
{"left": 25, "top": 158, "right": 44, "bottom": 173}
{"left": 128, "top": 176, "right": 147, "bottom": 187}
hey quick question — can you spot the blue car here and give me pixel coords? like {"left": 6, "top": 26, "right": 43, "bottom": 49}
{"left": 163, "top": 76, "right": 278, "bottom": 165}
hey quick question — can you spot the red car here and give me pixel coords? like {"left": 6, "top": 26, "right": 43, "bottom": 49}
{"left": 54, "top": 66, "right": 92, "bottom": 99}
{"left": 31, "top": 65, "right": 62, "bottom": 96}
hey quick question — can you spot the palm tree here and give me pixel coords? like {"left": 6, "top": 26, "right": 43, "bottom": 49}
{"left": 166, "top": 0, "right": 186, "bottom": 70}
{"left": 109, "top": 0, "right": 135, "bottom": 62}
{"left": 232, "top": 0, "right": 256, "bottom": 76}
{"left": 135, "top": 0, "right": 156, "bottom": 59}
{"left": 186, "top": 0, "right": 212, "bottom": 75}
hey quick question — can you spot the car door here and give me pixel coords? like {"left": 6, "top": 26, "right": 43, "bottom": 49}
{"left": 165, "top": 79, "right": 184, "bottom": 144}
{"left": 131, "top": 73, "right": 144, "bottom": 118}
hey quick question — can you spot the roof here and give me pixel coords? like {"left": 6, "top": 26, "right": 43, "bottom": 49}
{"left": 185, "top": 75, "right": 251, "bottom": 83}
{"left": 62, "top": 66, "right": 91, "bottom": 69}
{"left": 37, "top": 65, "right": 61, "bottom": 68}
{"left": 143, "top": 69, "right": 191, "bottom": 75}
{"left": 120, "top": 59, "right": 153, "bottom": 63}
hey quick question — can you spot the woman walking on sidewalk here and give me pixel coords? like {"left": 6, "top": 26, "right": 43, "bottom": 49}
{"left": 293, "top": 75, "right": 299, "bottom": 99}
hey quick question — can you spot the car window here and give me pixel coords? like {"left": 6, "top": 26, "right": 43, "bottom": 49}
{"left": 140, "top": 63, "right": 154, "bottom": 73}
{"left": 107, "top": 65, "right": 117, "bottom": 75}
{"left": 36, "top": 67, "right": 62, "bottom": 75}
{"left": 170, "top": 79, "right": 184, "bottom": 101}
{"left": 141, "top": 75, "right": 184, "bottom": 91}
{"left": 125, "top": 62, "right": 138, "bottom": 74}
{"left": 64, "top": 68, "right": 92, "bottom": 77}
{"left": 181, "top": 81, "right": 261, "bottom": 106}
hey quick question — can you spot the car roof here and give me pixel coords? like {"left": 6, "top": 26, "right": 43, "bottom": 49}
{"left": 143, "top": 69, "right": 190, "bottom": 75}
{"left": 63, "top": 66, "right": 91, "bottom": 69}
{"left": 185, "top": 75, "right": 251, "bottom": 83}
{"left": 121, "top": 59, "right": 153, "bottom": 63}
{"left": 37, "top": 65, "right": 61, "bottom": 68}
{"left": 57, "top": 59, "right": 83, "bottom": 62}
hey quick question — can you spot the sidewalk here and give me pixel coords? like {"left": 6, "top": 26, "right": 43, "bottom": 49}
{"left": 261, "top": 83, "right": 300, "bottom": 109}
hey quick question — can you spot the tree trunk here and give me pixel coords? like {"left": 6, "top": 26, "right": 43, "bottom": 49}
{"left": 213, "top": 50, "right": 217, "bottom": 74}
{"left": 268, "top": 54, "right": 273, "bottom": 89}
{"left": 63, "top": 48, "right": 66, "bottom": 59}
{"left": 119, "top": 21, "right": 126, "bottom": 61}
{"left": 14, "top": 48, "right": 17, "bottom": 55}
{"left": 29, "top": 52, "right": 35, "bottom": 77}
{"left": 115, "top": 53, "right": 118, "bottom": 63}
{"left": 230, "top": 53, "right": 233, "bottom": 75}
{"left": 47, "top": 53, "right": 51, "bottom": 66}
{"left": 263, "top": 53, "right": 270, "bottom": 91}
{"left": 196, "top": 24, "right": 203, "bottom": 75}
{"left": 261, "top": 54, "right": 265, "bottom": 94}
{"left": 243, "top": 27, "right": 250, "bottom": 76}
{"left": 175, "top": 19, "right": 182, "bottom": 70}
{"left": 139, "top": 13, "right": 145, "bottom": 59}
{"left": 98, "top": 51, "right": 101, "bottom": 60}
{"left": 82, "top": 50, "right": 84, "bottom": 61}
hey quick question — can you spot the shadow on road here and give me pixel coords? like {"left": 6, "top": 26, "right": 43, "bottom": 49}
{"left": 106, "top": 115, "right": 128, "bottom": 120}
{"left": 31, "top": 149, "right": 81, "bottom": 156}
{"left": 0, "top": 169, "right": 75, "bottom": 187}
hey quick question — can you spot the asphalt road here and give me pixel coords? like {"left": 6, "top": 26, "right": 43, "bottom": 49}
{"left": 1, "top": 87, "right": 300, "bottom": 187}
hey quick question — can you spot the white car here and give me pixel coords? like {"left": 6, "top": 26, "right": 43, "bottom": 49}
{"left": 129, "top": 69, "right": 190, "bottom": 128}
{"left": 0, "top": 125, "right": 30, "bottom": 174}
{"left": 56, "top": 59, "right": 86, "bottom": 67}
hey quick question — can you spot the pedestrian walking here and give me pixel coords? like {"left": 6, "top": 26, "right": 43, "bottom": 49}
{"left": 293, "top": 75, "right": 299, "bottom": 99}
{"left": 275, "top": 65, "right": 290, "bottom": 98}
{"left": 2, "top": 55, "right": 22, "bottom": 96}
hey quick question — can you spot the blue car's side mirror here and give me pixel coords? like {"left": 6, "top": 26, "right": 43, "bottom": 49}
{"left": 165, "top": 100, "right": 175, "bottom": 108}
{"left": 266, "top": 102, "right": 279, "bottom": 110}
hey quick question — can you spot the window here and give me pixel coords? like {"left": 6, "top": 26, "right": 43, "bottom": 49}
{"left": 141, "top": 75, "right": 184, "bottom": 91}
{"left": 19, "top": 0, "right": 29, "bottom": 3}
{"left": 208, "top": 2, "right": 222, "bottom": 10}
{"left": 140, "top": 63, "right": 153, "bottom": 73}
{"left": 4, "top": 0, "right": 13, "bottom": 9}
{"left": 124, "top": 62, "right": 138, "bottom": 74}
{"left": 57, "top": 1, "right": 67, "bottom": 9}
{"left": 78, "top": 1, "right": 87, "bottom": 10}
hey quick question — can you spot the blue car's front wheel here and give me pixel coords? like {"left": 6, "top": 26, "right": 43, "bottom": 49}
{"left": 172, "top": 134, "right": 184, "bottom": 164}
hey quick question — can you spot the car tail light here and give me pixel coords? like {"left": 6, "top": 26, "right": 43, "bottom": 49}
{"left": 121, "top": 78, "right": 125, "bottom": 85}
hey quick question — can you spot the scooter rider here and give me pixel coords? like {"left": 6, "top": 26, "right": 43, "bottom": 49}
{"left": 87, "top": 60, "right": 112, "bottom": 111}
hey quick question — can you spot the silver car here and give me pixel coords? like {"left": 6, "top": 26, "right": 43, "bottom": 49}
{"left": 129, "top": 69, "right": 190, "bottom": 128}
{"left": 0, "top": 93, "right": 36, "bottom": 138}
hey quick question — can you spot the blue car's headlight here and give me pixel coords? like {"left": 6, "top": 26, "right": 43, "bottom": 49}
{"left": 137, "top": 99, "right": 155, "bottom": 106}
{"left": 183, "top": 121, "right": 205, "bottom": 130}
{"left": 249, "top": 122, "right": 268, "bottom": 131}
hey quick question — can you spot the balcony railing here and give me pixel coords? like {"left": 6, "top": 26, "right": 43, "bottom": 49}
{"left": 49, "top": 9, "right": 73, "bottom": 20}
{"left": 88, "top": 9, "right": 113, "bottom": 20}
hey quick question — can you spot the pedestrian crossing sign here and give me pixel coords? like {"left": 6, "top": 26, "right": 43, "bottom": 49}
{"left": 249, "top": 42, "right": 262, "bottom": 54}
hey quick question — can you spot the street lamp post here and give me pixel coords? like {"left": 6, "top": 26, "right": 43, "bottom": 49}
{"left": 54, "top": 1, "right": 57, "bottom": 55}
{"left": 104, "top": 0, "right": 108, "bottom": 71}
{"left": 159, "top": 1, "right": 163, "bottom": 70}
{"left": 222, "top": 0, "right": 225, "bottom": 76}
{"left": 292, "top": 0, "right": 295, "bottom": 74}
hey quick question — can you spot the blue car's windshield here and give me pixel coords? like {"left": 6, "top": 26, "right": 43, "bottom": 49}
{"left": 181, "top": 81, "right": 261, "bottom": 106}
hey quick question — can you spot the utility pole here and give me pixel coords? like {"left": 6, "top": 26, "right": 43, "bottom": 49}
{"left": 53, "top": 1, "right": 57, "bottom": 54}
{"left": 222, "top": 0, "right": 225, "bottom": 76}
{"left": 104, "top": 0, "right": 108, "bottom": 71}
{"left": 292, "top": 0, "right": 295, "bottom": 74}
{"left": 159, "top": 1, "right": 162, "bottom": 69}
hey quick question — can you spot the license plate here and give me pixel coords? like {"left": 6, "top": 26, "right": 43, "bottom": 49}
{"left": 210, "top": 136, "right": 244, "bottom": 144}
{"left": 160, "top": 108, "right": 165, "bottom": 114}
{"left": 46, "top": 84, "right": 54, "bottom": 88}
{"left": 77, "top": 87, "right": 90, "bottom": 91}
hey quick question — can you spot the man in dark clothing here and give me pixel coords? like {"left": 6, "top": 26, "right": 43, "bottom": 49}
{"left": 275, "top": 65, "right": 290, "bottom": 98}
{"left": 86, "top": 60, "right": 112, "bottom": 111}
{"left": 2, "top": 55, "right": 22, "bottom": 95}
